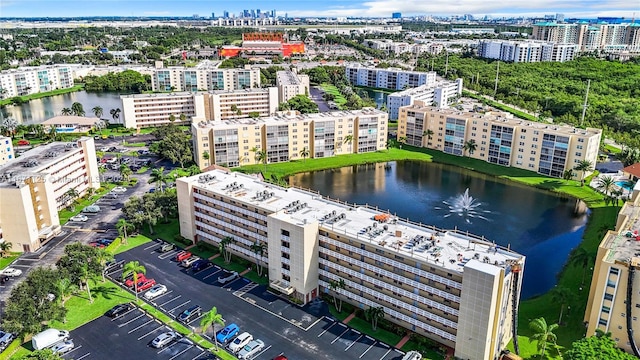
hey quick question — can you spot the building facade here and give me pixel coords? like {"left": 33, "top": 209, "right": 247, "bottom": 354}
{"left": 584, "top": 183, "right": 640, "bottom": 356}
{"left": 275, "top": 70, "right": 310, "bottom": 103}
{"left": 397, "top": 102, "right": 601, "bottom": 178}
{"left": 0, "top": 136, "right": 14, "bottom": 165}
{"left": 191, "top": 108, "right": 388, "bottom": 169}
{"left": 387, "top": 79, "right": 463, "bottom": 120}
{"left": 532, "top": 22, "right": 640, "bottom": 53}
{"left": 345, "top": 65, "right": 436, "bottom": 91}
{"left": 207, "top": 88, "right": 279, "bottom": 121}
{"left": 150, "top": 66, "right": 261, "bottom": 92}
{"left": 0, "top": 138, "right": 100, "bottom": 252}
{"left": 176, "top": 169, "right": 526, "bottom": 360}
{"left": 478, "top": 40, "right": 578, "bottom": 62}
{"left": 0, "top": 65, "right": 74, "bottom": 99}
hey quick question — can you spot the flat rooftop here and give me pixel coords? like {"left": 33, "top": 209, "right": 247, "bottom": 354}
{"left": 602, "top": 183, "right": 640, "bottom": 264}
{"left": 276, "top": 71, "right": 302, "bottom": 86}
{"left": 389, "top": 80, "right": 459, "bottom": 97}
{"left": 183, "top": 169, "right": 524, "bottom": 274}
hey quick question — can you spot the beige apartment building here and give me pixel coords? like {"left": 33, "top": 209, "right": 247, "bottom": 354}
{"left": 0, "top": 136, "right": 14, "bottom": 165}
{"left": 176, "top": 169, "right": 526, "bottom": 360}
{"left": 397, "top": 102, "right": 601, "bottom": 178}
{"left": 584, "top": 183, "right": 640, "bottom": 356}
{"left": 275, "top": 70, "right": 310, "bottom": 103}
{"left": 151, "top": 66, "right": 261, "bottom": 92}
{"left": 207, "top": 88, "right": 279, "bottom": 121}
{"left": 0, "top": 137, "right": 100, "bottom": 252}
{"left": 191, "top": 108, "right": 388, "bottom": 169}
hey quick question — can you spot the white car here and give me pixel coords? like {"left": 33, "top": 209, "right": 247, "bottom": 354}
{"left": 144, "top": 284, "right": 168, "bottom": 300}
{"left": 51, "top": 340, "right": 74, "bottom": 354}
{"left": 69, "top": 214, "right": 88, "bottom": 222}
{"left": 151, "top": 331, "right": 178, "bottom": 348}
{"left": 112, "top": 186, "right": 127, "bottom": 193}
{"left": 180, "top": 256, "right": 200, "bottom": 268}
{"left": 2, "top": 268, "right": 22, "bottom": 277}
{"left": 237, "top": 339, "right": 265, "bottom": 359}
{"left": 99, "top": 147, "right": 110, "bottom": 152}
{"left": 217, "top": 271, "right": 239, "bottom": 284}
{"left": 228, "top": 332, "right": 253, "bottom": 354}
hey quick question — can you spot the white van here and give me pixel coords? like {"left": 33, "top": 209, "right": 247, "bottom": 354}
{"left": 32, "top": 328, "right": 69, "bottom": 350}
{"left": 402, "top": 351, "right": 422, "bottom": 360}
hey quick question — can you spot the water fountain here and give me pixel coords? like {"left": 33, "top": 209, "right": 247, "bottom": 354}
{"left": 440, "top": 188, "right": 491, "bottom": 223}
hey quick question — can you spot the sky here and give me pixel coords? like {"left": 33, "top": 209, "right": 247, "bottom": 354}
{"left": 0, "top": 0, "right": 637, "bottom": 19}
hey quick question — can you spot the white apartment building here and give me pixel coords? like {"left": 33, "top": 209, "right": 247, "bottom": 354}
{"left": 192, "top": 108, "right": 388, "bottom": 169}
{"left": 176, "top": 169, "right": 526, "bottom": 360}
{"left": 398, "top": 102, "right": 601, "bottom": 178}
{"left": 387, "top": 79, "right": 463, "bottom": 120}
{"left": 151, "top": 66, "right": 261, "bottom": 92}
{"left": 0, "top": 65, "right": 74, "bottom": 98}
{"left": 345, "top": 65, "right": 436, "bottom": 91}
{"left": 0, "top": 137, "right": 100, "bottom": 252}
{"left": 275, "top": 70, "right": 310, "bottom": 103}
{"left": 0, "top": 136, "right": 14, "bottom": 165}
{"left": 478, "top": 40, "right": 578, "bottom": 62}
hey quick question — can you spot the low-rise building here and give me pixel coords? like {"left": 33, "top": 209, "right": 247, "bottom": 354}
{"left": 387, "top": 79, "right": 463, "bottom": 120}
{"left": 397, "top": 102, "right": 601, "bottom": 178}
{"left": 0, "top": 136, "right": 14, "bottom": 165}
{"left": 0, "top": 137, "right": 100, "bottom": 252}
{"left": 0, "top": 65, "right": 74, "bottom": 98}
{"left": 345, "top": 65, "right": 436, "bottom": 91}
{"left": 192, "top": 108, "right": 388, "bottom": 169}
{"left": 276, "top": 70, "right": 310, "bottom": 103}
{"left": 176, "top": 169, "right": 526, "bottom": 360}
{"left": 41, "top": 115, "right": 100, "bottom": 133}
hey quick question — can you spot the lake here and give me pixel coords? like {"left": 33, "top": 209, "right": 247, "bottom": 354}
{"left": 290, "top": 160, "right": 589, "bottom": 299}
{"left": 2, "top": 91, "right": 124, "bottom": 124}
{"left": 357, "top": 88, "right": 388, "bottom": 110}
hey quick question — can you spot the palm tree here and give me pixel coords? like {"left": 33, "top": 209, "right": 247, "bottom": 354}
{"left": 110, "top": 108, "right": 121, "bottom": 123}
{"left": 79, "top": 263, "right": 94, "bottom": 303}
{"left": 549, "top": 287, "right": 573, "bottom": 325}
{"left": 117, "top": 218, "right": 134, "bottom": 245}
{"left": 54, "top": 277, "right": 78, "bottom": 307}
{"left": 148, "top": 167, "right": 169, "bottom": 193}
{"left": 328, "top": 278, "right": 346, "bottom": 312}
{"left": 570, "top": 247, "right": 592, "bottom": 286}
{"left": 562, "top": 169, "right": 575, "bottom": 183}
{"left": 179, "top": 113, "right": 186, "bottom": 122}
{"left": 200, "top": 307, "right": 225, "bottom": 350}
{"left": 256, "top": 150, "right": 267, "bottom": 174}
{"left": 250, "top": 241, "right": 267, "bottom": 277}
{"left": 574, "top": 160, "right": 594, "bottom": 187}
{"left": 95, "top": 248, "right": 114, "bottom": 282}
{"left": 250, "top": 146, "right": 259, "bottom": 164}
{"left": 422, "top": 129, "right": 434, "bottom": 146}
{"left": 94, "top": 120, "right": 106, "bottom": 135}
{"left": 119, "top": 163, "right": 132, "bottom": 182}
{"left": 65, "top": 188, "right": 80, "bottom": 210}
{"left": 364, "top": 306, "right": 385, "bottom": 331}
{"left": 463, "top": 139, "right": 477, "bottom": 156}
{"left": 168, "top": 114, "right": 176, "bottom": 122}
{"left": 1, "top": 117, "right": 18, "bottom": 138}
{"left": 187, "top": 165, "right": 201, "bottom": 176}
{"left": 596, "top": 175, "right": 616, "bottom": 196}
{"left": 219, "top": 236, "right": 235, "bottom": 264}
{"left": 529, "top": 317, "right": 558, "bottom": 358}
{"left": 398, "top": 136, "right": 407, "bottom": 149}
{"left": 71, "top": 102, "right": 85, "bottom": 117}
{"left": 61, "top": 107, "right": 73, "bottom": 116}
{"left": 343, "top": 135, "right": 354, "bottom": 152}
{"left": 299, "top": 147, "right": 310, "bottom": 162}
{"left": 0, "top": 241, "right": 13, "bottom": 258}
{"left": 92, "top": 106, "right": 103, "bottom": 119}
{"left": 122, "top": 260, "right": 146, "bottom": 300}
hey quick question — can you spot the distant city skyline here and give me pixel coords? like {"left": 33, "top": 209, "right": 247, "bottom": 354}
{"left": 0, "top": 0, "right": 637, "bottom": 19}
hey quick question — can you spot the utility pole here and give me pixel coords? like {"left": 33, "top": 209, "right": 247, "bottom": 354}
{"left": 444, "top": 51, "right": 449, "bottom": 77}
{"left": 493, "top": 61, "right": 500, "bottom": 98}
{"left": 580, "top": 79, "right": 591, "bottom": 127}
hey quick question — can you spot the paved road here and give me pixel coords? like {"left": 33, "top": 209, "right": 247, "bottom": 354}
{"left": 310, "top": 86, "right": 332, "bottom": 112}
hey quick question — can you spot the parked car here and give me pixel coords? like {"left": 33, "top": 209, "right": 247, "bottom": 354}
{"left": 177, "top": 305, "right": 201, "bottom": 323}
{"left": 175, "top": 251, "right": 192, "bottom": 262}
{"left": 159, "top": 242, "right": 175, "bottom": 252}
{"left": 97, "top": 238, "right": 114, "bottom": 246}
{"left": 0, "top": 330, "right": 14, "bottom": 350}
{"left": 108, "top": 147, "right": 117, "bottom": 152}
{"left": 181, "top": 256, "right": 200, "bottom": 268}
{"left": 82, "top": 205, "right": 100, "bottom": 213}
{"left": 105, "top": 192, "right": 119, "bottom": 199}
{"left": 0, "top": 275, "right": 9, "bottom": 285}
{"left": 137, "top": 279, "right": 156, "bottom": 292}
{"left": 99, "top": 147, "right": 110, "bottom": 152}
{"left": 191, "top": 259, "right": 212, "bottom": 272}
{"left": 144, "top": 284, "right": 168, "bottom": 300}
{"left": 112, "top": 186, "right": 127, "bottom": 193}
{"left": 105, "top": 303, "right": 133, "bottom": 318}
{"left": 124, "top": 273, "right": 147, "bottom": 288}
{"left": 216, "top": 323, "right": 240, "bottom": 344}
{"left": 148, "top": 188, "right": 156, "bottom": 193}
{"left": 273, "top": 356, "right": 288, "bottom": 360}
{"left": 401, "top": 350, "right": 423, "bottom": 360}
{"left": 237, "top": 339, "right": 265, "bottom": 359}
{"left": 51, "top": 340, "right": 75, "bottom": 354}
{"left": 228, "top": 332, "right": 253, "bottom": 354}
{"left": 106, "top": 157, "right": 118, "bottom": 163}
{"left": 31, "top": 329, "right": 69, "bottom": 351}
{"left": 69, "top": 214, "right": 88, "bottom": 222}
{"left": 89, "top": 241, "right": 106, "bottom": 249}
{"left": 151, "top": 331, "right": 178, "bottom": 348}
{"left": 119, "top": 148, "right": 129, "bottom": 153}
{"left": 17, "top": 139, "right": 30, "bottom": 146}
{"left": 2, "top": 268, "right": 22, "bottom": 277}
{"left": 217, "top": 271, "right": 239, "bottom": 285}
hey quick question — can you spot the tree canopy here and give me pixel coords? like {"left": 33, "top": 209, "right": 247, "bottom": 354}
{"left": 149, "top": 124, "right": 193, "bottom": 168}
{"left": 82, "top": 70, "right": 150, "bottom": 92}
{"left": 278, "top": 95, "right": 319, "bottom": 114}
{"left": 564, "top": 331, "right": 638, "bottom": 360}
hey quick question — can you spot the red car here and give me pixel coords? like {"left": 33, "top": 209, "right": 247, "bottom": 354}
{"left": 137, "top": 279, "right": 156, "bottom": 292}
{"left": 89, "top": 242, "right": 106, "bottom": 248}
{"left": 273, "top": 356, "right": 288, "bottom": 360}
{"left": 125, "top": 273, "right": 147, "bottom": 288}
{"left": 175, "top": 251, "right": 192, "bottom": 262}
{"left": 17, "top": 139, "right": 30, "bottom": 146}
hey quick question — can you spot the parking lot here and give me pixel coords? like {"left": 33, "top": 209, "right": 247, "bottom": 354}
{"left": 92, "top": 240, "right": 406, "bottom": 360}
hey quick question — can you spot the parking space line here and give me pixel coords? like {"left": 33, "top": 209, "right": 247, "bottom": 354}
{"left": 252, "top": 344, "right": 272, "bottom": 359}
{"left": 75, "top": 352, "right": 91, "bottom": 360}
{"left": 144, "top": 243, "right": 159, "bottom": 250}
{"left": 151, "top": 290, "right": 173, "bottom": 302}
{"left": 303, "top": 315, "right": 326, "bottom": 332}
{"left": 190, "top": 351, "right": 206, "bottom": 360}
{"left": 111, "top": 308, "right": 137, "bottom": 321}
{"left": 158, "top": 294, "right": 181, "bottom": 307}
{"left": 62, "top": 344, "right": 83, "bottom": 356}
{"left": 138, "top": 324, "right": 165, "bottom": 340}
{"left": 394, "top": 349, "right": 404, "bottom": 356}
{"left": 379, "top": 348, "right": 392, "bottom": 360}
{"left": 345, "top": 334, "right": 363, "bottom": 351}
{"left": 158, "top": 250, "right": 178, "bottom": 260}
{"left": 187, "top": 313, "right": 205, "bottom": 326}
{"left": 118, "top": 313, "right": 145, "bottom": 327}
{"left": 331, "top": 327, "right": 349, "bottom": 344}
{"left": 359, "top": 342, "right": 376, "bottom": 359}
{"left": 167, "top": 299, "right": 191, "bottom": 314}
{"left": 128, "top": 318, "right": 154, "bottom": 333}
{"left": 202, "top": 269, "right": 222, "bottom": 280}
{"left": 168, "top": 344, "right": 194, "bottom": 360}
{"left": 221, "top": 277, "right": 242, "bottom": 288}
{"left": 157, "top": 338, "right": 182, "bottom": 354}
{"left": 317, "top": 321, "right": 337, "bottom": 337}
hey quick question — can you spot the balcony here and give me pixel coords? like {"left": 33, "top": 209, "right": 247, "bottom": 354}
{"left": 270, "top": 280, "right": 295, "bottom": 295}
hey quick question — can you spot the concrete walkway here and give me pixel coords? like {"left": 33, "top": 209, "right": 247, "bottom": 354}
{"left": 394, "top": 333, "right": 411, "bottom": 349}
{"left": 208, "top": 253, "right": 220, "bottom": 260}
{"left": 343, "top": 311, "right": 357, "bottom": 324}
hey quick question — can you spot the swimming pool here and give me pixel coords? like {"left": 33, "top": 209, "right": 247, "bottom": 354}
{"left": 615, "top": 180, "right": 635, "bottom": 191}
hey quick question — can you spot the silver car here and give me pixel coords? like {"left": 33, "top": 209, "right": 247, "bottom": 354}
{"left": 217, "top": 271, "right": 239, "bottom": 284}
{"left": 144, "top": 284, "right": 168, "bottom": 300}
{"left": 228, "top": 332, "right": 253, "bottom": 354}
{"left": 51, "top": 340, "right": 74, "bottom": 354}
{"left": 237, "top": 339, "right": 265, "bottom": 359}
{"left": 151, "top": 331, "right": 178, "bottom": 348}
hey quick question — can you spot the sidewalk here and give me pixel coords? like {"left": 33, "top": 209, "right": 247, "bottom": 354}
{"left": 394, "top": 333, "right": 411, "bottom": 348}
{"left": 343, "top": 311, "right": 357, "bottom": 324}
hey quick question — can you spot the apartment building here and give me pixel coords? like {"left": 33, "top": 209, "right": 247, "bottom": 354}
{"left": 533, "top": 22, "right": 640, "bottom": 53}
{"left": 584, "top": 183, "right": 640, "bottom": 356}
{"left": 176, "top": 169, "right": 526, "bottom": 360}
{"left": 121, "top": 88, "right": 279, "bottom": 128}
{"left": 0, "top": 65, "right": 74, "bottom": 98}
{"left": 0, "top": 136, "right": 14, "bottom": 165}
{"left": 397, "top": 102, "right": 601, "bottom": 178}
{"left": 151, "top": 66, "right": 261, "bottom": 92}
{"left": 345, "top": 65, "right": 436, "bottom": 91}
{"left": 275, "top": 70, "right": 310, "bottom": 103}
{"left": 0, "top": 137, "right": 100, "bottom": 252}
{"left": 478, "top": 40, "right": 578, "bottom": 62}
{"left": 191, "top": 108, "right": 388, "bottom": 169}
{"left": 387, "top": 79, "right": 463, "bottom": 120}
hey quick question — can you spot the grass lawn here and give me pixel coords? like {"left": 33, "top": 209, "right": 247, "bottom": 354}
{"left": 0, "top": 253, "right": 19, "bottom": 270}
{"left": 136, "top": 166, "right": 150, "bottom": 174}
{"left": 141, "top": 218, "right": 181, "bottom": 244}
{"left": 112, "top": 234, "right": 153, "bottom": 255}
{"left": 320, "top": 83, "right": 347, "bottom": 108}
{"left": 401, "top": 340, "right": 445, "bottom": 360}
{"left": 0, "top": 85, "right": 84, "bottom": 106}
{"left": 123, "top": 142, "right": 146, "bottom": 147}
{"left": 604, "top": 144, "right": 621, "bottom": 154}
{"left": 58, "top": 184, "right": 116, "bottom": 224}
